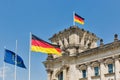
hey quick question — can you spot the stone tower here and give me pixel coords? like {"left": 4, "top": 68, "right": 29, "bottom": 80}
{"left": 49, "top": 26, "right": 99, "bottom": 57}
{"left": 43, "top": 26, "right": 99, "bottom": 80}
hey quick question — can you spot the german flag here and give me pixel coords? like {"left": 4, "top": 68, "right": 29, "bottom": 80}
{"left": 31, "top": 34, "right": 61, "bottom": 55}
{"left": 74, "top": 13, "right": 84, "bottom": 25}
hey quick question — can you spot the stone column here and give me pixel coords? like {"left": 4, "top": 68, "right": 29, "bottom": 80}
{"left": 99, "top": 59, "right": 105, "bottom": 80}
{"left": 62, "top": 65, "right": 68, "bottom": 80}
{"left": 46, "top": 69, "right": 53, "bottom": 80}
{"left": 63, "top": 69, "right": 67, "bottom": 80}
{"left": 114, "top": 55, "right": 120, "bottom": 80}
{"left": 86, "top": 62, "right": 91, "bottom": 80}
{"left": 69, "top": 65, "right": 78, "bottom": 80}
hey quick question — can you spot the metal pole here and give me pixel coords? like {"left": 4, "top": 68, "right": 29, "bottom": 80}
{"left": 15, "top": 40, "right": 18, "bottom": 80}
{"left": 28, "top": 32, "right": 32, "bottom": 80}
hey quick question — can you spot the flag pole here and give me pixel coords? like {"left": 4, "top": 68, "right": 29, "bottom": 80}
{"left": 3, "top": 46, "right": 6, "bottom": 80}
{"left": 73, "top": 11, "right": 75, "bottom": 26}
{"left": 15, "top": 40, "right": 17, "bottom": 80}
{"left": 3, "top": 61, "right": 5, "bottom": 80}
{"left": 28, "top": 32, "right": 32, "bottom": 80}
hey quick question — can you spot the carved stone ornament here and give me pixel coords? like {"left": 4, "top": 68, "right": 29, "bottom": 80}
{"left": 46, "top": 68, "right": 53, "bottom": 73}
{"left": 60, "top": 64, "right": 69, "bottom": 70}
{"left": 104, "top": 58, "right": 114, "bottom": 65}
{"left": 113, "top": 55, "right": 120, "bottom": 59}
{"left": 91, "top": 61, "right": 100, "bottom": 67}
{"left": 55, "top": 69, "right": 61, "bottom": 77}
{"left": 78, "top": 64, "right": 87, "bottom": 70}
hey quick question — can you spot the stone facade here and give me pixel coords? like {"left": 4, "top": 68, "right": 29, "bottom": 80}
{"left": 43, "top": 26, "right": 120, "bottom": 80}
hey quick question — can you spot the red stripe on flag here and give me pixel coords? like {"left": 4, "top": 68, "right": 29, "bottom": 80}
{"left": 74, "top": 16, "right": 84, "bottom": 22}
{"left": 31, "top": 39, "right": 54, "bottom": 48}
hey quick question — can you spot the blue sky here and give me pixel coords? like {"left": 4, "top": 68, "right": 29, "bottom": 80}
{"left": 0, "top": 0, "right": 120, "bottom": 80}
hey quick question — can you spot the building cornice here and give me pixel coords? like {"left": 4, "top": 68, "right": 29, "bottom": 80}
{"left": 77, "top": 40, "right": 120, "bottom": 57}
{"left": 44, "top": 40, "right": 120, "bottom": 66}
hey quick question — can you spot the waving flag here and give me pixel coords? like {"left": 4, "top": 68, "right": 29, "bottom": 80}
{"left": 4, "top": 49, "right": 26, "bottom": 69}
{"left": 31, "top": 34, "right": 61, "bottom": 55}
{"left": 74, "top": 13, "right": 84, "bottom": 25}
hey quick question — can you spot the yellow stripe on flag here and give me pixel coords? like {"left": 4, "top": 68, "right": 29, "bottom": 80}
{"left": 74, "top": 19, "right": 84, "bottom": 25}
{"left": 31, "top": 46, "right": 61, "bottom": 55}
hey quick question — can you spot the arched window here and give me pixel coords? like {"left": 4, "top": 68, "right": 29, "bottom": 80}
{"left": 58, "top": 71, "right": 63, "bottom": 80}
{"left": 91, "top": 61, "right": 100, "bottom": 76}
{"left": 94, "top": 66, "right": 99, "bottom": 76}
{"left": 104, "top": 58, "right": 114, "bottom": 74}
{"left": 108, "top": 64, "right": 113, "bottom": 73}
{"left": 78, "top": 64, "right": 87, "bottom": 78}
{"left": 82, "top": 70, "right": 86, "bottom": 78}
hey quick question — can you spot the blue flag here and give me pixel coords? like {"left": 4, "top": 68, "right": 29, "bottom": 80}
{"left": 4, "top": 49, "right": 26, "bottom": 69}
